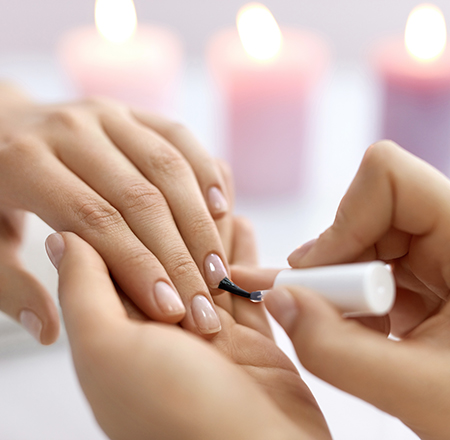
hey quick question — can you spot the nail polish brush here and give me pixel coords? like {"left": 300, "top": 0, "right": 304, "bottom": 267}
{"left": 219, "top": 261, "right": 396, "bottom": 316}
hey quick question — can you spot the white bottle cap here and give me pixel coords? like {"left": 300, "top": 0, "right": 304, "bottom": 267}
{"left": 274, "top": 261, "right": 395, "bottom": 316}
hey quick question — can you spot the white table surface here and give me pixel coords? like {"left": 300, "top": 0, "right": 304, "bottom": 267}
{"left": 0, "top": 54, "right": 419, "bottom": 440}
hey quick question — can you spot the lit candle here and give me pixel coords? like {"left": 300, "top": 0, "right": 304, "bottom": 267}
{"left": 373, "top": 4, "right": 450, "bottom": 173}
{"left": 58, "top": 0, "right": 183, "bottom": 114}
{"left": 208, "top": 3, "right": 329, "bottom": 197}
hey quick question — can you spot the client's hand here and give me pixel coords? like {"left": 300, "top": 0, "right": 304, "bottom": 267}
{"left": 0, "top": 83, "right": 232, "bottom": 342}
{"left": 51, "top": 221, "right": 330, "bottom": 440}
{"left": 262, "top": 141, "right": 450, "bottom": 440}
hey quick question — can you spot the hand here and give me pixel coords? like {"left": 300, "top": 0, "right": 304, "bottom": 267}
{"left": 0, "top": 83, "right": 233, "bottom": 341}
{"left": 52, "top": 220, "right": 330, "bottom": 440}
{"left": 261, "top": 141, "right": 450, "bottom": 440}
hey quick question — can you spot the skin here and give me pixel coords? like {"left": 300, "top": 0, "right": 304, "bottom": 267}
{"left": 0, "top": 83, "right": 233, "bottom": 341}
{"left": 51, "top": 219, "right": 330, "bottom": 440}
{"left": 240, "top": 141, "right": 450, "bottom": 440}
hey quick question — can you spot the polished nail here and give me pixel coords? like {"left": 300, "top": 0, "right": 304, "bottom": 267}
{"left": 45, "top": 233, "right": 65, "bottom": 269}
{"left": 204, "top": 253, "right": 228, "bottom": 288}
{"left": 288, "top": 238, "right": 317, "bottom": 265}
{"left": 154, "top": 281, "right": 185, "bottom": 316}
{"left": 264, "top": 289, "right": 299, "bottom": 331}
{"left": 207, "top": 186, "right": 228, "bottom": 216}
{"left": 19, "top": 310, "right": 43, "bottom": 343}
{"left": 192, "top": 295, "right": 221, "bottom": 334}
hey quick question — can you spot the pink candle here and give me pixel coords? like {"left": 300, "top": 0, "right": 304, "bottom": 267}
{"left": 373, "top": 4, "right": 450, "bottom": 174}
{"left": 58, "top": 0, "right": 183, "bottom": 114}
{"left": 208, "top": 3, "right": 328, "bottom": 197}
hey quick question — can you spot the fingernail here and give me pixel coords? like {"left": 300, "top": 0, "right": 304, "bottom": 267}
{"left": 45, "top": 233, "right": 65, "bottom": 269}
{"left": 192, "top": 295, "right": 221, "bottom": 334}
{"left": 264, "top": 288, "right": 299, "bottom": 331}
{"left": 204, "top": 253, "right": 228, "bottom": 288}
{"left": 207, "top": 186, "right": 228, "bottom": 216}
{"left": 19, "top": 309, "right": 43, "bottom": 343}
{"left": 154, "top": 281, "right": 185, "bottom": 316}
{"left": 288, "top": 238, "right": 317, "bottom": 265}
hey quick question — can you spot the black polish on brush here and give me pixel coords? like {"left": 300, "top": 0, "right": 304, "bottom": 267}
{"left": 218, "top": 277, "right": 251, "bottom": 299}
{"left": 218, "top": 277, "right": 265, "bottom": 303}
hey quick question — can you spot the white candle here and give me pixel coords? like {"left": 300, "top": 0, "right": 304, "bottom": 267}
{"left": 208, "top": 3, "right": 329, "bottom": 198}
{"left": 58, "top": 0, "right": 183, "bottom": 114}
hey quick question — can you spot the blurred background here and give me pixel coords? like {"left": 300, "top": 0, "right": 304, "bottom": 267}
{"left": 1, "top": 1, "right": 445, "bottom": 439}
{"left": 0, "top": 0, "right": 449, "bottom": 62}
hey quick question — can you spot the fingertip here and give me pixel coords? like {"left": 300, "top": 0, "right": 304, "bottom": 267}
{"left": 207, "top": 186, "right": 229, "bottom": 218}
{"left": 287, "top": 238, "right": 317, "bottom": 267}
{"left": 264, "top": 288, "right": 299, "bottom": 334}
{"left": 153, "top": 281, "right": 186, "bottom": 320}
{"left": 45, "top": 233, "right": 65, "bottom": 270}
{"left": 265, "top": 285, "right": 342, "bottom": 338}
{"left": 19, "top": 301, "right": 60, "bottom": 346}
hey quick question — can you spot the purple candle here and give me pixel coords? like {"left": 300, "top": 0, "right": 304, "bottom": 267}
{"left": 208, "top": 3, "right": 329, "bottom": 198}
{"left": 374, "top": 4, "right": 450, "bottom": 174}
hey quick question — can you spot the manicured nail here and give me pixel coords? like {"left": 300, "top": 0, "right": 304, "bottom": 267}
{"left": 207, "top": 186, "right": 228, "bottom": 216}
{"left": 264, "top": 288, "right": 299, "bottom": 331}
{"left": 45, "top": 233, "right": 65, "bottom": 269}
{"left": 204, "top": 253, "right": 228, "bottom": 288}
{"left": 192, "top": 295, "right": 221, "bottom": 334}
{"left": 154, "top": 281, "right": 185, "bottom": 316}
{"left": 19, "top": 309, "right": 43, "bottom": 343}
{"left": 288, "top": 238, "right": 317, "bottom": 265}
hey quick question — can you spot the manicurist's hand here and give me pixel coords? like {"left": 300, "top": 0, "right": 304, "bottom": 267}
{"left": 0, "top": 82, "right": 232, "bottom": 342}
{"left": 263, "top": 141, "right": 450, "bottom": 440}
{"left": 51, "top": 219, "right": 330, "bottom": 440}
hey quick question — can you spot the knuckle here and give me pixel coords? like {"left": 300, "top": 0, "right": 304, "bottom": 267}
{"left": 76, "top": 200, "right": 123, "bottom": 233}
{"left": 166, "top": 121, "right": 189, "bottom": 139}
{"left": 83, "top": 96, "right": 124, "bottom": 113}
{"left": 150, "top": 146, "right": 189, "bottom": 177}
{"left": 186, "top": 214, "right": 215, "bottom": 239}
{"left": 1, "top": 134, "right": 36, "bottom": 156}
{"left": 121, "top": 182, "right": 167, "bottom": 216}
{"left": 364, "top": 140, "right": 399, "bottom": 169}
{"left": 44, "top": 108, "right": 84, "bottom": 132}
{"left": 0, "top": 135, "right": 39, "bottom": 168}
{"left": 121, "top": 247, "right": 155, "bottom": 270}
{"left": 169, "top": 254, "right": 199, "bottom": 279}
{"left": 333, "top": 208, "right": 367, "bottom": 252}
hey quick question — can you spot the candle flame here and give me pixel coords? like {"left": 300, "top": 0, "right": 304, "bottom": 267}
{"left": 95, "top": 0, "right": 137, "bottom": 44}
{"left": 405, "top": 4, "right": 447, "bottom": 61}
{"left": 237, "top": 3, "right": 282, "bottom": 60}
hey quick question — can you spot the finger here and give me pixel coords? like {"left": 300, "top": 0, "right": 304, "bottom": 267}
{"left": 351, "top": 316, "right": 390, "bottom": 335}
{"left": 101, "top": 111, "right": 230, "bottom": 297}
{"left": 0, "top": 208, "right": 26, "bottom": 250}
{"left": 230, "top": 265, "right": 281, "bottom": 292}
{"left": 230, "top": 216, "right": 259, "bottom": 266}
{"left": 0, "top": 263, "right": 59, "bottom": 344}
{"left": 389, "top": 287, "right": 441, "bottom": 337}
{"left": 214, "top": 159, "right": 235, "bottom": 260}
{"left": 264, "top": 285, "right": 450, "bottom": 433}
{"left": 6, "top": 146, "right": 188, "bottom": 325}
{"left": 53, "top": 232, "right": 128, "bottom": 347}
{"left": 228, "top": 217, "right": 271, "bottom": 338}
{"left": 0, "top": 209, "right": 59, "bottom": 344}
{"left": 288, "top": 142, "right": 450, "bottom": 288}
{"left": 132, "top": 111, "right": 230, "bottom": 219}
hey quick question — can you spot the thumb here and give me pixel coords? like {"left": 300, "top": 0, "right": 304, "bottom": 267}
{"left": 264, "top": 286, "right": 444, "bottom": 431}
